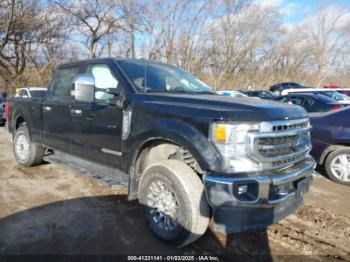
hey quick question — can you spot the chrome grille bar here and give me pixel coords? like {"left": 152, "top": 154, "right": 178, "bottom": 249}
{"left": 248, "top": 118, "right": 311, "bottom": 170}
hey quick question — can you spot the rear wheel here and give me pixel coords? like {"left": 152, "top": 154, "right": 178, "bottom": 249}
{"left": 138, "top": 160, "right": 210, "bottom": 247}
{"left": 325, "top": 148, "right": 350, "bottom": 185}
{"left": 13, "top": 124, "right": 44, "bottom": 167}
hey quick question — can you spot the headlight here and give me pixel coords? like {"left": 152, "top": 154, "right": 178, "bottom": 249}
{"left": 210, "top": 122, "right": 261, "bottom": 173}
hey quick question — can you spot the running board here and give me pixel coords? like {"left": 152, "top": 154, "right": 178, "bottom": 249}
{"left": 43, "top": 151, "right": 129, "bottom": 190}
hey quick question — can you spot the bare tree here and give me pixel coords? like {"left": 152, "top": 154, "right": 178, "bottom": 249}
{"left": 304, "top": 6, "right": 350, "bottom": 86}
{"left": 119, "top": 0, "right": 147, "bottom": 58}
{"left": 141, "top": 0, "right": 200, "bottom": 62}
{"left": 202, "top": 1, "right": 281, "bottom": 89}
{"left": 0, "top": 0, "right": 67, "bottom": 93}
{"left": 55, "top": 0, "right": 122, "bottom": 58}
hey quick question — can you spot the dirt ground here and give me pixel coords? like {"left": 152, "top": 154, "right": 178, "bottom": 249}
{"left": 0, "top": 127, "right": 349, "bottom": 261}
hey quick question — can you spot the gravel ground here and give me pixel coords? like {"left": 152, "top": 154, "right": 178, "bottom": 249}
{"left": 0, "top": 127, "right": 349, "bottom": 261}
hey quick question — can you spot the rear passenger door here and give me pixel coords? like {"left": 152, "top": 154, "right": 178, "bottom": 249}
{"left": 42, "top": 65, "right": 81, "bottom": 153}
{"left": 70, "top": 62, "right": 124, "bottom": 167}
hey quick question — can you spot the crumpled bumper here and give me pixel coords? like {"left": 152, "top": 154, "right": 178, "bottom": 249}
{"left": 203, "top": 157, "right": 316, "bottom": 233}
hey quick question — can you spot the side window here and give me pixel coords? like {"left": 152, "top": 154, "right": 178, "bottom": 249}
{"left": 165, "top": 76, "right": 177, "bottom": 90}
{"left": 19, "top": 90, "right": 28, "bottom": 97}
{"left": 290, "top": 97, "right": 303, "bottom": 105}
{"left": 303, "top": 98, "right": 314, "bottom": 107}
{"left": 85, "top": 64, "right": 118, "bottom": 101}
{"left": 51, "top": 66, "right": 80, "bottom": 97}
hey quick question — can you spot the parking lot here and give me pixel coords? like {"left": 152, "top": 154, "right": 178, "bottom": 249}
{"left": 0, "top": 127, "right": 349, "bottom": 260}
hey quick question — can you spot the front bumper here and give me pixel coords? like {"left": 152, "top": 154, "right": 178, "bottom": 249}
{"left": 203, "top": 156, "right": 316, "bottom": 233}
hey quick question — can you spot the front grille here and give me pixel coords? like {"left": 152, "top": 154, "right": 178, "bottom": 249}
{"left": 271, "top": 151, "right": 307, "bottom": 167}
{"left": 272, "top": 122, "right": 308, "bottom": 132}
{"left": 258, "top": 135, "right": 297, "bottom": 157}
{"left": 249, "top": 118, "right": 311, "bottom": 169}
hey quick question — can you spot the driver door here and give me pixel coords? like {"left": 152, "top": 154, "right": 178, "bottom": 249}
{"left": 70, "top": 62, "right": 124, "bottom": 168}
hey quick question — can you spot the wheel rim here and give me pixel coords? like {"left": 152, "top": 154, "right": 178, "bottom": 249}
{"left": 15, "top": 133, "right": 30, "bottom": 161}
{"left": 330, "top": 154, "right": 350, "bottom": 182}
{"left": 146, "top": 178, "right": 179, "bottom": 231}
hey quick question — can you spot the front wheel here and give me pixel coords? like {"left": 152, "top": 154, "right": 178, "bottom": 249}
{"left": 325, "top": 148, "right": 350, "bottom": 185}
{"left": 13, "top": 125, "right": 44, "bottom": 167}
{"left": 138, "top": 160, "right": 210, "bottom": 247}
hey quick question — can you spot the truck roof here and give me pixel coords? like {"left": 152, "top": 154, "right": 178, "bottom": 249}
{"left": 57, "top": 57, "right": 167, "bottom": 69}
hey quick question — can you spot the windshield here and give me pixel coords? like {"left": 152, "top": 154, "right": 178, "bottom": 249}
{"left": 117, "top": 60, "right": 214, "bottom": 94}
{"left": 319, "top": 91, "right": 348, "bottom": 101}
{"left": 338, "top": 90, "right": 350, "bottom": 96}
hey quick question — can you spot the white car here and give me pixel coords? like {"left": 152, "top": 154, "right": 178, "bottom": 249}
{"left": 15, "top": 87, "right": 47, "bottom": 98}
{"left": 216, "top": 90, "right": 249, "bottom": 98}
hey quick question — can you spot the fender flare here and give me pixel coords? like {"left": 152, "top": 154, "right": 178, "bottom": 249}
{"left": 127, "top": 118, "right": 221, "bottom": 171}
{"left": 12, "top": 110, "right": 32, "bottom": 139}
{"left": 125, "top": 119, "right": 221, "bottom": 200}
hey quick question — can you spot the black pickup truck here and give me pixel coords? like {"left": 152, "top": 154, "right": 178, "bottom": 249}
{"left": 7, "top": 58, "right": 316, "bottom": 246}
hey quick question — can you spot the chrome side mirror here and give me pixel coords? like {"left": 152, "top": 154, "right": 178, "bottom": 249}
{"left": 72, "top": 74, "right": 95, "bottom": 103}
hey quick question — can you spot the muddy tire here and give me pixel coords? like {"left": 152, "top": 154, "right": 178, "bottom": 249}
{"left": 13, "top": 124, "right": 44, "bottom": 167}
{"left": 138, "top": 160, "right": 210, "bottom": 247}
{"left": 325, "top": 148, "right": 350, "bottom": 185}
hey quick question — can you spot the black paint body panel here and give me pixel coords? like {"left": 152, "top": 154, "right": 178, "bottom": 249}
{"left": 7, "top": 58, "right": 307, "bottom": 176}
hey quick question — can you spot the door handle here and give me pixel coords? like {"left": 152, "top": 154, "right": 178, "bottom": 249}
{"left": 70, "top": 109, "right": 82, "bottom": 115}
{"left": 43, "top": 106, "right": 51, "bottom": 111}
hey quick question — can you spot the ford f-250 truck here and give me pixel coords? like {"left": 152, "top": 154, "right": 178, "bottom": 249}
{"left": 7, "top": 58, "right": 316, "bottom": 247}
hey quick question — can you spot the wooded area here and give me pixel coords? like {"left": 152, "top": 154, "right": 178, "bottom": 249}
{"left": 1, "top": 0, "right": 350, "bottom": 94}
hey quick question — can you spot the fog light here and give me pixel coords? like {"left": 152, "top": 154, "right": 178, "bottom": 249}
{"left": 237, "top": 185, "right": 248, "bottom": 195}
{"left": 233, "top": 182, "right": 258, "bottom": 201}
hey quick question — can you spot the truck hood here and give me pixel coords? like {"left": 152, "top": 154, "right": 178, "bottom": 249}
{"left": 143, "top": 93, "right": 307, "bottom": 121}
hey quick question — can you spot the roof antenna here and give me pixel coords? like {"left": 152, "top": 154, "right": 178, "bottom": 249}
{"left": 144, "top": 63, "right": 147, "bottom": 93}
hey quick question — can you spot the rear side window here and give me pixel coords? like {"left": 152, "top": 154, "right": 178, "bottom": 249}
{"left": 18, "top": 90, "right": 27, "bottom": 97}
{"left": 51, "top": 66, "right": 80, "bottom": 97}
{"left": 31, "top": 90, "right": 47, "bottom": 98}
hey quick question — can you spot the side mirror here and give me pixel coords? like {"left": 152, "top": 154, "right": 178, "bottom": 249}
{"left": 72, "top": 74, "right": 95, "bottom": 103}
